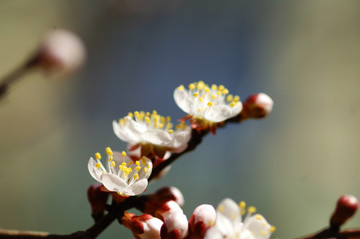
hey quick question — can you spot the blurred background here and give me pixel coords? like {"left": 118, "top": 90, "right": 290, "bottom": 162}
{"left": 1, "top": 0, "right": 360, "bottom": 238}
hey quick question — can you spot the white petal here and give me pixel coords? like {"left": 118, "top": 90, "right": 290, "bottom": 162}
{"left": 88, "top": 157, "right": 103, "bottom": 182}
{"left": 113, "top": 120, "right": 133, "bottom": 143}
{"left": 231, "top": 102, "right": 243, "bottom": 116}
{"left": 204, "top": 105, "right": 233, "bottom": 122}
{"left": 244, "top": 214, "right": 271, "bottom": 239}
{"left": 172, "top": 129, "right": 191, "bottom": 148}
{"left": 100, "top": 173, "right": 128, "bottom": 192}
{"left": 142, "top": 130, "right": 172, "bottom": 145}
{"left": 204, "top": 227, "right": 223, "bottom": 239}
{"left": 126, "top": 179, "right": 148, "bottom": 196}
{"left": 140, "top": 217, "right": 163, "bottom": 239}
{"left": 215, "top": 198, "right": 242, "bottom": 235}
{"left": 174, "top": 89, "right": 193, "bottom": 114}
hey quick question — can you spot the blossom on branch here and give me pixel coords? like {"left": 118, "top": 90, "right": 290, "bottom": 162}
{"left": 174, "top": 81, "right": 242, "bottom": 133}
{"left": 204, "top": 198, "right": 275, "bottom": 239}
{"left": 88, "top": 147, "right": 152, "bottom": 196}
{"left": 113, "top": 110, "right": 191, "bottom": 158}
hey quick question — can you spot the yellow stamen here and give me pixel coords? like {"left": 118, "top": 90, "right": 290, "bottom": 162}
{"left": 211, "top": 84, "right": 217, "bottom": 91}
{"left": 212, "top": 95, "right": 216, "bottom": 100}
{"left": 144, "top": 167, "right": 148, "bottom": 174}
{"left": 119, "top": 119, "right": 124, "bottom": 126}
{"left": 256, "top": 214, "right": 263, "bottom": 220}
{"left": 168, "top": 129, "right": 174, "bottom": 134}
{"left": 222, "top": 89, "right": 229, "bottom": 94}
{"left": 248, "top": 206, "right": 257, "bottom": 214}
{"left": 135, "top": 166, "right": 141, "bottom": 172}
{"left": 108, "top": 156, "right": 113, "bottom": 162}
{"left": 270, "top": 226, "right": 276, "bottom": 233}
{"left": 239, "top": 201, "right": 246, "bottom": 209}
{"left": 122, "top": 162, "right": 127, "bottom": 166}
{"left": 234, "top": 95, "right": 240, "bottom": 102}
{"left": 111, "top": 161, "right": 115, "bottom": 168}
{"left": 96, "top": 162, "right": 101, "bottom": 169}
{"left": 230, "top": 102, "right": 236, "bottom": 107}
{"left": 193, "top": 92, "right": 199, "bottom": 97}
{"left": 141, "top": 157, "right": 147, "bottom": 165}
{"left": 105, "top": 147, "right": 113, "bottom": 156}
{"left": 226, "top": 94, "right": 233, "bottom": 102}
{"left": 204, "top": 87, "right": 210, "bottom": 92}
{"left": 128, "top": 112, "right": 133, "bottom": 118}
{"left": 122, "top": 151, "right": 127, "bottom": 157}
{"left": 207, "top": 102, "right": 213, "bottom": 107}
{"left": 177, "top": 85, "right": 185, "bottom": 90}
{"left": 217, "top": 91, "right": 222, "bottom": 96}
{"left": 197, "top": 108, "right": 202, "bottom": 112}
{"left": 136, "top": 161, "right": 140, "bottom": 166}
{"left": 189, "top": 83, "right": 195, "bottom": 90}
{"left": 198, "top": 97, "right": 203, "bottom": 102}
{"left": 134, "top": 173, "right": 139, "bottom": 180}
{"left": 95, "top": 153, "right": 101, "bottom": 160}
{"left": 218, "top": 85, "right": 225, "bottom": 91}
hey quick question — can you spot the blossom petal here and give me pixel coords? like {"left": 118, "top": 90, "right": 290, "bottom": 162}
{"left": 174, "top": 89, "right": 193, "bottom": 114}
{"left": 244, "top": 214, "right": 271, "bottom": 239}
{"left": 142, "top": 129, "right": 172, "bottom": 145}
{"left": 88, "top": 157, "right": 103, "bottom": 182}
{"left": 204, "top": 227, "right": 224, "bottom": 239}
{"left": 172, "top": 128, "right": 191, "bottom": 148}
{"left": 113, "top": 120, "right": 133, "bottom": 143}
{"left": 215, "top": 198, "right": 242, "bottom": 235}
{"left": 100, "top": 173, "right": 128, "bottom": 192}
{"left": 204, "top": 105, "right": 233, "bottom": 122}
{"left": 125, "top": 179, "right": 148, "bottom": 196}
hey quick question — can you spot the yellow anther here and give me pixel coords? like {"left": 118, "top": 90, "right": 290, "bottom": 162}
{"left": 226, "top": 94, "right": 233, "bottom": 102}
{"left": 218, "top": 85, "right": 225, "bottom": 91}
{"left": 168, "top": 129, "right": 174, "bottom": 134}
{"left": 270, "top": 226, "right": 276, "bottom": 233}
{"left": 134, "top": 111, "right": 139, "bottom": 118}
{"left": 105, "top": 147, "right": 113, "bottom": 156}
{"left": 198, "top": 97, "right": 203, "bottom": 102}
{"left": 248, "top": 206, "right": 257, "bottom": 214}
{"left": 189, "top": 83, "right": 195, "bottom": 90}
{"left": 122, "top": 173, "right": 126, "bottom": 179}
{"left": 166, "top": 116, "right": 171, "bottom": 122}
{"left": 96, "top": 162, "right": 101, "bottom": 169}
{"left": 134, "top": 173, "right": 139, "bottom": 180}
{"left": 193, "top": 92, "right": 199, "bottom": 97}
{"left": 108, "top": 156, "right": 113, "bottom": 162}
{"left": 128, "top": 112, "right": 133, "bottom": 118}
{"left": 119, "top": 119, "right": 124, "bottom": 126}
{"left": 152, "top": 110, "right": 157, "bottom": 115}
{"left": 111, "top": 161, "right": 115, "bottom": 168}
{"left": 239, "top": 201, "right": 246, "bottom": 209}
{"left": 145, "top": 117, "right": 150, "bottom": 124}
{"left": 222, "top": 89, "right": 229, "bottom": 94}
{"left": 127, "top": 168, "right": 132, "bottom": 173}
{"left": 141, "top": 157, "right": 147, "bottom": 165}
{"left": 95, "top": 153, "right": 101, "bottom": 160}
{"left": 121, "top": 151, "right": 127, "bottom": 157}
{"left": 207, "top": 102, "right": 213, "bottom": 107}
{"left": 217, "top": 91, "right": 222, "bottom": 96}
{"left": 234, "top": 95, "right": 240, "bottom": 102}
{"left": 256, "top": 214, "right": 263, "bottom": 220}
{"left": 197, "top": 82, "right": 204, "bottom": 90}
{"left": 122, "top": 162, "right": 127, "bottom": 166}
{"left": 211, "top": 84, "right": 217, "bottom": 91}
{"left": 197, "top": 108, "right": 202, "bottom": 112}
{"left": 177, "top": 85, "right": 185, "bottom": 90}
{"left": 230, "top": 102, "right": 236, "bottom": 107}
{"left": 119, "top": 165, "right": 124, "bottom": 170}
{"left": 204, "top": 87, "right": 210, "bottom": 93}
{"left": 217, "top": 205, "right": 224, "bottom": 213}
{"left": 212, "top": 95, "right": 216, "bottom": 100}
{"left": 136, "top": 161, "right": 140, "bottom": 166}
{"left": 146, "top": 112, "right": 150, "bottom": 117}
{"left": 135, "top": 166, "right": 141, "bottom": 172}
{"left": 167, "top": 123, "right": 173, "bottom": 129}
{"left": 144, "top": 167, "right": 148, "bottom": 174}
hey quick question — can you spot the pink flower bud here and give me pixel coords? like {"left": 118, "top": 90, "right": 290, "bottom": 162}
{"left": 122, "top": 212, "right": 163, "bottom": 239}
{"left": 33, "top": 29, "right": 86, "bottom": 73}
{"left": 330, "top": 195, "right": 358, "bottom": 228}
{"left": 161, "top": 211, "right": 188, "bottom": 239}
{"left": 144, "top": 198, "right": 183, "bottom": 221}
{"left": 242, "top": 93, "right": 274, "bottom": 119}
{"left": 87, "top": 184, "right": 109, "bottom": 220}
{"left": 188, "top": 204, "right": 216, "bottom": 238}
{"left": 154, "top": 187, "right": 185, "bottom": 207}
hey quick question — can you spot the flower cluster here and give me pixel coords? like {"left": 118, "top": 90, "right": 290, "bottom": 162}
{"left": 120, "top": 190, "right": 275, "bottom": 239}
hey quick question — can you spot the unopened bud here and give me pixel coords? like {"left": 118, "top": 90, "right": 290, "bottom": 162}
{"left": 154, "top": 187, "right": 184, "bottom": 207}
{"left": 330, "top": 195, "right": 358, "bottom": 229}
{"left": 188, "top": 204, "right": 216, "bottom": 238}
{"left": 33, "top": 29, "right": 86, "bottom": 73}
{"left": 122, "top": 212, "right": 163, "bottom": 239}
{"left": 87, "top": 184, "right": 110, "bottom": 221}
{"left": 144, "top": 199, "right": 183, "bottom": 221}
{"left": 242, "top": 93, "right": 274, "bottom": 119}
{"left": 161, "top": 211, "right": 188, "bottom": 239}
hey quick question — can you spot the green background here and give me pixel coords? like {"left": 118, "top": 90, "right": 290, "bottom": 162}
{"left": 1, "top": 1, "right": 360, "bottom": 238}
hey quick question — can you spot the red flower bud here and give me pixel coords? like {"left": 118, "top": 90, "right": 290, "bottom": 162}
{"left": 330, "top": 195, "right": 358, "bottom": 229}
{"left": 87, "top": 184, "right": 110, "bottom": 221}
{"left": 242, "top": 93, "right": 274, "bottom": 119}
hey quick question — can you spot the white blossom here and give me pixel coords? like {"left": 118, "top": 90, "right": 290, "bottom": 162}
{"left": 174, "top": 81, "right": 242, "bottom": 123}
{"left": 113, "top": 110, "right": 191, "bottom": 157}
{"left": 88, "top": 147, "right": 152, "bottom": 196}
{"left": 204, "top": 198, "right": 275, "bottom": 239}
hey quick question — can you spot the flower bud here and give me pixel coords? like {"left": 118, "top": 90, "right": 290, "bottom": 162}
{"left": 32, "top": 29, "right": 86, "bottom": 73}
{"left": 242, "top": 93, "right": 274, "bottom": 119}
{"left": 144, "top": 200, "right": 183, "bottom": 221}
{"left": 122, "top": 212, "right": 163, "bottom": 239}
{"left": 161, "top": 211, "right": 188, "bottom": 239}
{"left": 154, "top": 187, "right": 184, "bottom": 207}
{"left": 188, "top": 204, "right": 216, "bottom": 238}
{"left": 87, "top": 184, "right": 110, "bottom": 221}
{"left": 330, "top": 195, "right": 358, "bottom": 229}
